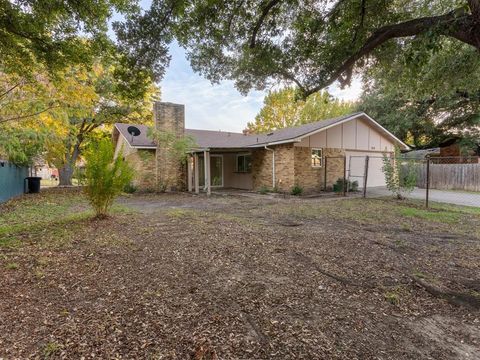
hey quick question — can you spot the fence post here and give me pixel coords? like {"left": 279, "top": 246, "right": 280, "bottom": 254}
{"left": 343, "top": 155, "right": 347, "bottom": 197}
{"left": 324, "top": 156, "right": 328, "bottom": 191}
{"left": 425, "top": 156, "right": 430, "bottom": 208}
{"left": 363, "top": 156, "right": 369, "bottom": 198}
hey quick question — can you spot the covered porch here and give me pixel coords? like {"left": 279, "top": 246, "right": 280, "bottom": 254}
{"left": 186, "top": 149, "right": 253, "bottom": 195}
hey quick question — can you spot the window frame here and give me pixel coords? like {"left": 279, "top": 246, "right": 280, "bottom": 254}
{"left": 311, "top": 148, "right": 323, "bottom": 168}
{"left": 235, "top": 153, "right": 252, "bottom": 173}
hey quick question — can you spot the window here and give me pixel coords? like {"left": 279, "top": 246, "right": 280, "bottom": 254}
{"left": 236, "top": 154, "right": 252, "bottom": 173}
{"left": 311, "top": 148, "right": 323, "bottom": 167}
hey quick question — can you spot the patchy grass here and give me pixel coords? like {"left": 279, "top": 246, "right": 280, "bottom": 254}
{"left": 398, "top": 206, "right": 460, "bottom": 223}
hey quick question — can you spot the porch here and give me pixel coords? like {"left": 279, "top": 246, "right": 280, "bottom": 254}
{"left": 186, "top": 149, "right": 253, "bottom": 195}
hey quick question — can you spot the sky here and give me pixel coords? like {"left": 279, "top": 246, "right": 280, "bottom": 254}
{"left": 161, "top": 42, "right": 363, "bottom": 132}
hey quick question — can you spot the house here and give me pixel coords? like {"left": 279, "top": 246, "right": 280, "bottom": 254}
{"left": 113, "top": 102, "right": 409, "bottom": 193}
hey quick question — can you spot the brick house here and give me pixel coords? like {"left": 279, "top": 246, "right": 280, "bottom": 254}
{"left": 113, "top": 102, "right": 409, "bottom": 193}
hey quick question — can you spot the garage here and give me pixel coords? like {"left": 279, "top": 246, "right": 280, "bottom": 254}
{"left": 346, "top": 151, "right": 389, "bottom": 188}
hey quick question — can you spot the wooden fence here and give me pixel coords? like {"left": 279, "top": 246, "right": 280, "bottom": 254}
{"left": 412, "top": 163, "right": 480, "bottom": 192}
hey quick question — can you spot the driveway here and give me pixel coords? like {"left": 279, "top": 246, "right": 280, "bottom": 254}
{"left": 368, "top": 187, "right": 480, "bottom": 207}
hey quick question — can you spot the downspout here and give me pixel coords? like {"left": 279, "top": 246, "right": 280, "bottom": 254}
{"left": 264, "top": 145, "right": 275, "bottom": 188}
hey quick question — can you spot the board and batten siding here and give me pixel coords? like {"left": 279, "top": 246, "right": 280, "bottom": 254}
{"left": 294, "top": 117, "right": 395, "bottom": 152}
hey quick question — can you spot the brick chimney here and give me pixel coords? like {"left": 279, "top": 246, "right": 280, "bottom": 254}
{"left": 154, "top": 102, "right": 185, "bottom": 191}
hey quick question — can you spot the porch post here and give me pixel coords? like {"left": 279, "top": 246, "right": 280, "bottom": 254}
{"left": 187, "top": 154, "right": 193, "bottom": 192}
{"left": 194, "top": 153, "right": 200, "bottom": 194}
{"left": 204, "top": 150, "right": 211, "bottom": 196}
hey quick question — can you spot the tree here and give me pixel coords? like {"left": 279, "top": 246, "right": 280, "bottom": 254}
{"left": 41, "top": 61, "right": 159, "bottom": 186}
{"left": 0, "top": 126, "right": 46, "bottom": 167}
{"left": 359, "top": 40, "right": 480, "bottom": 148}
{"left": 247, "top": 88, "right": 354, "bottom": 133}
{"left": 117, "top": 0, "right": 480, "bottom": 99}
{"left": 84, "top": 138, "right": 133, "bottom": 218}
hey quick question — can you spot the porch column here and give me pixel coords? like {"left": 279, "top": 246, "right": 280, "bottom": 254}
{"left": 204, "top": 150, "right": 211, "bottom": 196}
{"left": 187, "top": 154, "right": 193, "bottom": 192}
{"left": 194, "top": 153, "right": 200, "bottom": 194}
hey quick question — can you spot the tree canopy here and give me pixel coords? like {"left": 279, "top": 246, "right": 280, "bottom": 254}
{"left": 247, "top": 88, "right": 354, "bottom": 133}
{"left": 359, "top": 39, "right": 480, "bottom": 148}
{"left": 118, "top": 0, "right": 480, "bottom": 98}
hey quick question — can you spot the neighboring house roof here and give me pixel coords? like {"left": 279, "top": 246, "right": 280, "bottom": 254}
{"left": 404, "top": 148, "right": 441, "bottom": 159}
{"left": 114, "top": 112, "right": 409, "bottom": 151}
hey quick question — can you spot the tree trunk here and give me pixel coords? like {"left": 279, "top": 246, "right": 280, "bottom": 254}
{"left": 58, "top": 162, "right": 74, "bottom": 186}
{"left": 58, "top": 142, "right": 81, "bottom": 186}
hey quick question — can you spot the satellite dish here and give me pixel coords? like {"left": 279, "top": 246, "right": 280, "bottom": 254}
{"left": 127, "top": 126, "right": 141, "bottom": 136}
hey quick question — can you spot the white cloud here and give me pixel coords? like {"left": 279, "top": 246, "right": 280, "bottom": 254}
{"left": 327, "top": 77, "right": 363, "bottom": 101}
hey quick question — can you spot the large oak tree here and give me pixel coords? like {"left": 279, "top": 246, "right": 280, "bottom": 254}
{"left": 117, "top": 0, "right": 480, "bottom": 97}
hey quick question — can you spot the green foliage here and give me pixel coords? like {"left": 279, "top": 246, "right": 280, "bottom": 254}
{"left": 247, "top": 88, "right": 354, "bottom": 133}
{"left": 333, "top": 178, "right": 358, "bottom": 193}
{"left": 84, "top": 139, "right": 133, "bottom": 218}
{"left": 121, "top": 1, "right": 480, "bottom": 99}
{"left": 359, "top": 40, "right": 480, "bottom": 147}
{"left": 123, "top": 183, "right": 138, "bottom": 194}
{"left": 382, "top": 147, "right": 417, "bottom": 200}
{"left": 0, "top": 126, "right": 46, "bottom": 166}
{"left": 148, "top": 128, "right": 196, "bottom": 165}
{"left": 258, "top": 186, "right": 270, "bottom": 195}
{"left": 290, "top": 185, "right": 303, "bottom": 196}
{"left": 0, "top": 0, "right": 153, "bottom": 80}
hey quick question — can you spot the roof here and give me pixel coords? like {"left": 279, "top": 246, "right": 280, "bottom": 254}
{"left": 114, "top": 112, "right": 409, "bottom": 150}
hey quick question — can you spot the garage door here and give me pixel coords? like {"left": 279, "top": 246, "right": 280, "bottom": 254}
{"left": 346, "top": 152, "right": 388, "bottom": 188}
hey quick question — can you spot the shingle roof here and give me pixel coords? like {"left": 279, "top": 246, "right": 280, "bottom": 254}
{"left": 114, "top": 112, "right": 407, "bottom": 150}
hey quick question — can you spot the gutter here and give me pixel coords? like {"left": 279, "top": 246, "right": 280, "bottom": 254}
{"left": 264, "top": 145, "right": 275, "bottom": 188}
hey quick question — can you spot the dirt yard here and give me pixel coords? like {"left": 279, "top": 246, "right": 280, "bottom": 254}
{"left": 0, "top": 188, "right": 479, "bottom": 359}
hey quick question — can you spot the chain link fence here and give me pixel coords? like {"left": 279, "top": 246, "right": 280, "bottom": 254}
{"left": 322, "top": 155, "right": 480, "bottom": 208}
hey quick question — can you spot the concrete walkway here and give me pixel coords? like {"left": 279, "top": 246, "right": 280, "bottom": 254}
{"left": 368, "top": 187, "right": 480, "bottom": 208}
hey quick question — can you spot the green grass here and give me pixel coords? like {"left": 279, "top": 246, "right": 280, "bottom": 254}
{"left": 0, "top": 190, "right": 134, "bottom": 249}
{"left": 398, "top": 207, "right": 461, "bottom": 223}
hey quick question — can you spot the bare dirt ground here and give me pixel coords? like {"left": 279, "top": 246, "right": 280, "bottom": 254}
{"left": 0, "top": 189, "right": 479, "bottom": 359}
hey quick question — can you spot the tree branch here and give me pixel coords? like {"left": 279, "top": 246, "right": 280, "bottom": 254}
{"left": 250, "top": 0, "right": 282, "bottom": 48}
{"left": 0, "top": 82, "right": 23, "bottom": 100}
{"left": 0, "top": 105, "right": 59, "bottom": 123}
{"left": 305, "top": 9, "right": 477, "bottom": 97}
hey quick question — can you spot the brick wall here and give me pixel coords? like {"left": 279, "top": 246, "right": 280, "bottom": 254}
{"left": 293, "top": 147, "right": 323, "bottom": 192}
{"left": 251, "top": 144, "right": 295, "bottom": 192}
{"left": 154, "top": 102, "right": 186, "bottom": 191}
{"left": 323, "top": 148, "right": 345, "bottom": 189}
{"left": 126, "top": 149, "right": 157, "bottom": 191}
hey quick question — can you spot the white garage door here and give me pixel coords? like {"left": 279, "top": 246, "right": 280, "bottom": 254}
{"left": 346, "top": 151, "right": 389, "bottom": 188}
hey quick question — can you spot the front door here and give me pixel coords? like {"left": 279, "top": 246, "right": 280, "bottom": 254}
{"left": 199, "top": 155, "right": 223, "bottom": 188}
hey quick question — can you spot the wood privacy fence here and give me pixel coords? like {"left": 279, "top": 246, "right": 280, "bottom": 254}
{"left": 412, "top": 162, "right": 480, "bottom": 192}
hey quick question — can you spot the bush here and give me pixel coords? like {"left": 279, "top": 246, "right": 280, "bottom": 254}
{"left": 333, "top": 178, "right": 358, "bottom": 193}
{"left": 84, "top": 139, "right": 134, "bottom": 218}
{"left": 290, "top": 185, "right": 303, "bottom": 196}
{"left": 382, "top": 146, "right": 417, "bottom": 199}
{"left": 123, "top": 183, "right": 138, "bottom": 194}
{"left": 259, "top": 186, "right": 270, "bottom": 194}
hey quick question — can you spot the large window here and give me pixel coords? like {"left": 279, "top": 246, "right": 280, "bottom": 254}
{"left": 311, "top": 148, "right": 323, "bottom": 168}
{"left": 236, "top": 154, "right": 252, "bottom": 173}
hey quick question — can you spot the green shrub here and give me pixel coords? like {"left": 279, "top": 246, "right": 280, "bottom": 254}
{"left": 259, "top": 186, "right": 270, "bottom": 194}
{"left": 333, "top": 178, "right": 358, "bottom": 193}
{"left": 123, "top": 183, "right": 138, "bottom": 194}
{"left": 290, "top": 185, "right": 303, "bottom": 196}
{"left": 84, "top": 139, "right": 134, "bottom": 218}
{"left": 382, "top": 145, "right": 417, "bottom": 199}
